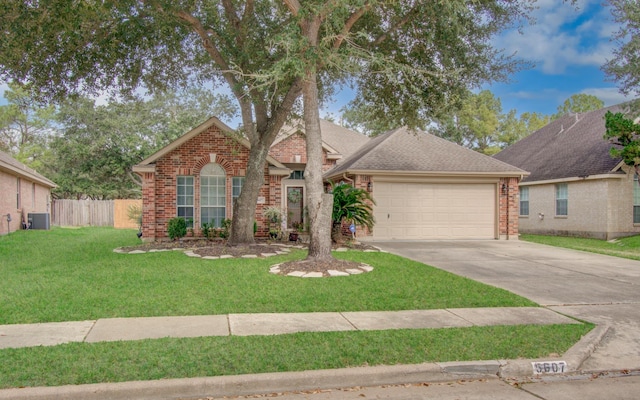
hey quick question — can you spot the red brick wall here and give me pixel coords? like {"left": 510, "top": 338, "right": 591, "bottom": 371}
{"left": 499, "top": 177, "right": 520, "bottom": 239}
{"left": 141, "top": 126, "right": 275, "bottom": 240}
{"left": 269, "top": 132, "right": 336, "bottom": 171}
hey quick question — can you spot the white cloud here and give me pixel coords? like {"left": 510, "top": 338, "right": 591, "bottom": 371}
{"left": 496, "top": 0, "right": 617, "bottom": 74}
{"left": 581, "top": 87, "right": 630, "bottom": 106}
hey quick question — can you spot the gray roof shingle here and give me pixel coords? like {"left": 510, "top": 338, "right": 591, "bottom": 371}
{"left": 325, "top": 127, "right": 526, "bottom": 178}
{"left": 493, "top": 105, "right": 625, "bottom": 182}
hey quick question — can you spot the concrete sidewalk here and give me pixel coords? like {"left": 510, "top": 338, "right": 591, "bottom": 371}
{"left": 0, "top": 307, "right": 577, "bottom": 349}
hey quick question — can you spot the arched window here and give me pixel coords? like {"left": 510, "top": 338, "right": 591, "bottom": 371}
{"left": 200, "top": 163, "right": 226, "bottom": 227}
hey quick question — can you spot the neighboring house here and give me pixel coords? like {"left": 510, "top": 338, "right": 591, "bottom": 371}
{"left": 133, "top": 118, "right": 526, "bottom": 241}
{"left": 0, "top": 151, "right": 56, "bottom": 235}
{"left": 493, "top": 104, "right": 638, "bottom": 240}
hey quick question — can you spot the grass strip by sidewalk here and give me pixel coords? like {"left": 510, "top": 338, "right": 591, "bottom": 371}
{"left": 0, "top": 323, "right": 593, "bottom": 389}
{"left": 0, "top": 228, "right": 536, "bottom": 324}
{"left": 521, "top": 234, "right": 640, "bottom": 261}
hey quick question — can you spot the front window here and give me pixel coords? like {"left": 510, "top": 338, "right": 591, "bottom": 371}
{"left": 634, "top": 176, "right": 640, "bottom": 224}
{"left": 520, "top": 187, "right": 529, "bottom": 216}
{"left": 201, "top": 163, "right": 226, "bottom": 227}
{"left": 556, "top": 183, "right": 568, "bottom": 216}
{"left": 177, "top": 176, "right": 194, "bottom": 227}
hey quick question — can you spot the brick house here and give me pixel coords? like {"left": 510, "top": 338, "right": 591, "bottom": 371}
{"left": 0, "top": 151, "right": 56, "bottom": 235}
{"left": 133, "top": 118, "right": 526, "bottom": 241}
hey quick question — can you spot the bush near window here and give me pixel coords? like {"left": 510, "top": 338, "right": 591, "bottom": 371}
{"left": 167, "top": 217, "right": 187, "bottom": 240}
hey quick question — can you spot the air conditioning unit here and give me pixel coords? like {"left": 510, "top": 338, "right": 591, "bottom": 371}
{"left": 28, "top": 213, "right": 50, "bottom": 230}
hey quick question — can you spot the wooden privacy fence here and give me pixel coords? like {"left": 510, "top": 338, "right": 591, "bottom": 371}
{"left": 52, "top": 199, "right": 142, "bottom": 229}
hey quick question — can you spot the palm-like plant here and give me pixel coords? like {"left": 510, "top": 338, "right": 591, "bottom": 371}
{"left": 331, "top": 182, "right": 376, "bottom": 238}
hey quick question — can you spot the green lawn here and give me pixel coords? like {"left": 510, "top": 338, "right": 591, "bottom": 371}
{"left": 0, "top": 227, "right": 539, "bottom": 324}
{"left": 0, "top": 227, "right": 592, "bottom": 389}
{"left": 521, "top": 234, "right": 640, "bottom": 260}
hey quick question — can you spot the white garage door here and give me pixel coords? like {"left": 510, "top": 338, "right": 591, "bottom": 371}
{"left": 373, "top": 182, "right": 496, "bottom": 240}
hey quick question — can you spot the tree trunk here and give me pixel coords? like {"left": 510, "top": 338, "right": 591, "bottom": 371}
{"left": 303, "top": 70, "right": 334, "bottom": 261}
{"left": 228, "top": 138, "right": 271, "bottom": 245}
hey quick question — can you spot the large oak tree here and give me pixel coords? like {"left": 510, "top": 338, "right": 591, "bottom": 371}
{"left": 2, "top": 1, "right": 537, "bottom": 260}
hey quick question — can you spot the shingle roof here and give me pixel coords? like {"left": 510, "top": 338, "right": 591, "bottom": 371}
{"left": 325, "top": 127, "right": 527, "bottom": 178}
{"left": 493, "top": 105, "right": 626, "bottom": 183}
{"left": 0, "top": 150, "right": 56, "bottom": 188}
{"left": 276, "top": 119, "right": 370, "bottom": 160}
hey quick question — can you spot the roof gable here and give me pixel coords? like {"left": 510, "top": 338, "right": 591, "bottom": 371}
{"left": 493, "top": 104, "right": 627, "bottom": 182}
{"left": 275, "top": 119, "right": 370, "bottom": 160}
{"left": 0, "top": 151, "right": 56, "bottom": 188}
{"left": 134, "top": 117, "right": 286, "bottom": 170}
{"left": 325, "top": 127, "right": 527, "bottom": 178}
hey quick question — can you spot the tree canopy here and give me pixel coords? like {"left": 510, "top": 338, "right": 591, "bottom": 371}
{"left": 603, "top": 0, "right": 640, "bottom": 96}
{"left": 552, "top": 94, "right": 604, "bottom": 119}
{"left": 0, "top": 82, "right": 55, "bottom": 168}
{"left": 604, "top": 110, "right": 640, "bottom": 175}
{"left": 1, "top": 0, "right": 537, "bottom": 247}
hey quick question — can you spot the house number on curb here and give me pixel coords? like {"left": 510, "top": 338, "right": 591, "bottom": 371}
{"left": 532, "top": 361, "right": 567, "bottom": 374}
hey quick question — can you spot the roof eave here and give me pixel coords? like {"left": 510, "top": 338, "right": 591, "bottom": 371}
{"left": 521, "top": 172, "right": 626, "bottom": 186}
{"left": 0, "top": 163, "right": 57, "bottom": 188}
{"left": 132, "top": 116, "right": 288, "bottom": 171}
{"left": 325, "top": 169, "right": 529, "bottom": 181}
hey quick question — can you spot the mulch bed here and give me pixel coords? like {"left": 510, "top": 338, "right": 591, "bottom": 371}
{"left": 118, "top": 238, "right": 378, "bottom": 276}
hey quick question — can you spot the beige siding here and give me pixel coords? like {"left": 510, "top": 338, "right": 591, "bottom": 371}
{"left": 520, "top": 169, "right": 640, "bottom": 239}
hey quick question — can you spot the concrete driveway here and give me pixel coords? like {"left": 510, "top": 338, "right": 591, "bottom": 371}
{"left": 370, "top": 240, "right": 640, "bottom": 371}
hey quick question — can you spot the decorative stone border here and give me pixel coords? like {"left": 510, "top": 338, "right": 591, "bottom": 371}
{"left": 269, "top": 263, "right": 374, "bottom": 278}
{"left": 114, "top": 243, "right": 380, "bottom": 278}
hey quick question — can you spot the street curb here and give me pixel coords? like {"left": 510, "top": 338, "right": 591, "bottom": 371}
{"left": 0, "top": 362, "right": 501, "bottom": 400}
{"left": 0, "top": 325, "right": 611, "bottom": 400}
{"left": 498, "top": 323, "right": 611, "bottom": 379}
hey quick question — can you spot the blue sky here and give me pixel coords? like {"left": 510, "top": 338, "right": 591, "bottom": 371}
{"left": 322, "top": 0, "right": 630, "bottom": 119}
{"left": 0, "top": 0, "right": 630, "bottom": 121}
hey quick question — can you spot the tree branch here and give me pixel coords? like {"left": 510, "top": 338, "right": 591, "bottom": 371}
{"left": 372, "top": 5, "right": 419, "bottom": 46}
{"left": 282, "top": 0, "right": 301, "bottom": 16}
{"left": 333, "top": 3, "right": 371, "bottom": 51}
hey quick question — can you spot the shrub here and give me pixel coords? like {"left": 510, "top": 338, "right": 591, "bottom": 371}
{"left": 219, "top": 218, "right": 232, "bottom": 239}
{"left": 167, "top": 217, "right": 187, "bottom": 240}
{"left": 126, "top": 203, "right": 143, "bottom": 227}
{"left": 201, "top": 222, "right": 212, "bottom": 240}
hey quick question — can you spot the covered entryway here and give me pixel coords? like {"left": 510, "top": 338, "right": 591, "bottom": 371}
{"left": 372, "top": 181, "right": 497, "bottom": 240}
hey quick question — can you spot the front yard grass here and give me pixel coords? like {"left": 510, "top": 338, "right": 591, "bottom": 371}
{"left": 521, "top": 234, "right": 640, "bottom": 261}
{"left": 0, "top": 227, "right": 539, "bottom": 324}
{"left": 0, "top": 227, "right": 593, "bottom": 389}
{"left": 0, "top": 324, "right": 592, "bottom": 389}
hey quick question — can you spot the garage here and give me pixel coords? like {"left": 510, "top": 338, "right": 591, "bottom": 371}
{"left": 372, "top": 181, "right": 497, "bottom": 240}
{"left": 324, "top": 127, "right": 526, "bottom": 241}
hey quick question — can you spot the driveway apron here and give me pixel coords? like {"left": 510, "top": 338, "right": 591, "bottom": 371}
{"left": 370, "top": 240, "right": 640, "bottom": 371}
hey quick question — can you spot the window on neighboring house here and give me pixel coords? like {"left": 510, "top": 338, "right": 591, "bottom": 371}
{"left": 201, "top": 163, "right": 226, "bottom": 227}
{"left": 556, "top": 183, "right": 568, "bottom": 216}
{"left": 16, "top": 178, "right": 21, "bottom": 209}
{"left": 232, "top": 176, "right": 245, "bottom": 213}
{"left": 634, "top": 176, "right": 640, "bottom": 224}
{"left": 289, "top": 170, "right": 304, "bottom": 180}
{"left": 520, "top": 186, "right": 529, "bottom": 216}
{"left": 32, "top": 183, "right": 36, "bottom": 208}
{"left": 177, "top": 176, "right": 194, "bottom": 227}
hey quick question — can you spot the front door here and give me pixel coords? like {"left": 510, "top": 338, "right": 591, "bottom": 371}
{"left": 287, "top": 187, "right": 303, "bottom": 229}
